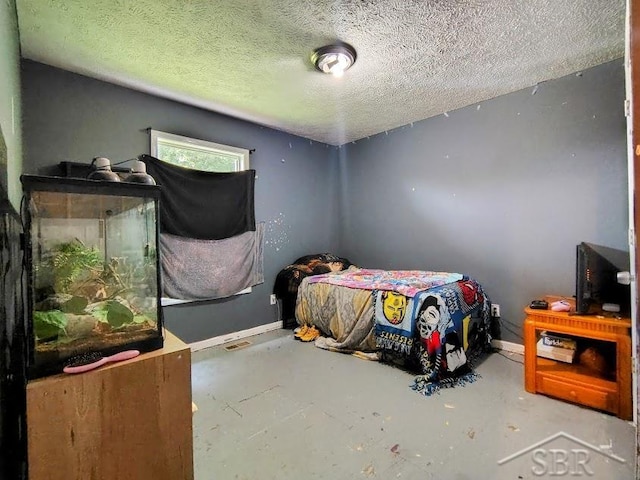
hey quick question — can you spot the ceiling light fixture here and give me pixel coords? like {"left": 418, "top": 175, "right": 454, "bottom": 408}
{"left": 311, "top": 42, "right": 357, "bottom": 77}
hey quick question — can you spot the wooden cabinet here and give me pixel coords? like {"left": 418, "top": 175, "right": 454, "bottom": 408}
{"left": 524, "top": 306, "right": 632, "bottom": 420}
{"left": 26, "top": 330, "right": 194, "bottom": 480}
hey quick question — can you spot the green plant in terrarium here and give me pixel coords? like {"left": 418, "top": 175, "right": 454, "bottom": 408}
{"left": 47, "top": 239, "right": 103, "bottom": 293}
{"left": 33, "top": 239, "right": 151, "bottom": 342}
{"left": 33, "top": 310, "right": 68, "bottom": 340}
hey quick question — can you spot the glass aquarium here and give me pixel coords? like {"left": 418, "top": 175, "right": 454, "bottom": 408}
{"left": 21, "top": 175, "right": 164, "bottom": 378}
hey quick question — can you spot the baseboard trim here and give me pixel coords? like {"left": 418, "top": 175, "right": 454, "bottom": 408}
{"left": 491, "top": 339, "right": 524, "bottom": 355}
{"left": 189, "top": 320, "right": 283, "bottom": 352}
{"left": 190, "top": 324, "right": 522, "bottom": 354}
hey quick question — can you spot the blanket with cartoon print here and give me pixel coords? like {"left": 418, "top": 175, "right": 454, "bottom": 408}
{"left": 397, "top": 278, "right": 490, "bottom": 395}
{"left": 296, "top": 271, "right": 492, "bottom": 396}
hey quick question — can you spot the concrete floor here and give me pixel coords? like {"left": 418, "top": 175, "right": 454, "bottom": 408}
{"left": 191, "top": 330, "right": 635, "bottom": 479}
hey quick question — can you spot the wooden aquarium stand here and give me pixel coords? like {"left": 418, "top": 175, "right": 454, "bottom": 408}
{"left": 524, "top": 304, "right": 632, "bottom": 420}
{"left": 26, "top": 330, "right": 194, "bottom": 480}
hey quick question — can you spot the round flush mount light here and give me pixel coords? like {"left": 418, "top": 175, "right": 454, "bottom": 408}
{"left": 311, "top": 42, "right": 357, "bottom": 77}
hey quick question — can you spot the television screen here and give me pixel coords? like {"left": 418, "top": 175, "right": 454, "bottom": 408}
{"left": 575, "top": 242, "right": 630, "bottom": 315}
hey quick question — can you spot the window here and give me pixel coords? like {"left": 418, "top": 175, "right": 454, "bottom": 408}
{"left": 150, "top": 130, "right": 249, "bottom": 172}
{"left": 151, "top": 130, "right": 253, "bottom": 304}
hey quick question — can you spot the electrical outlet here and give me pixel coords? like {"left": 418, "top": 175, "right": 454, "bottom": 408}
{"left": 270, "top": 294, "right": 277, "bottom": 305}
{"left": 491, "top": 304, "right": 500, "bottom": 317}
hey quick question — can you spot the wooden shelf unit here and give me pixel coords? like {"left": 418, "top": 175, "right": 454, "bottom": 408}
{"left": 524, "top": 306, "right": 632, "bottom": 420}
{"left": 26, "top": 330, "right": 194, "bottom": 480}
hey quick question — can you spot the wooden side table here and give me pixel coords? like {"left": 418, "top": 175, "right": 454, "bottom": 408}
{"left": 26, "top": 330, "right": 194, "bottom": 480}
{"left": 524, "top": 306, "right": 632, "bottom": 420}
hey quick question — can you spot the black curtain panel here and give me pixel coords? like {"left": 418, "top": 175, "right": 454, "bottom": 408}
{"left": 141, "top": 155, "right": 255, "bottom": 240}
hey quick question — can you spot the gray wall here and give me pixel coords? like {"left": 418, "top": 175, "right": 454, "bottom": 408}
{"left": 0, "top": 0, "right": 22, "bottom": 208}
{"left": 21, "top": 60, "right": 341, "bottom": 343}
{"left": 339, "top": 59, "right": 628, "bottom": 343}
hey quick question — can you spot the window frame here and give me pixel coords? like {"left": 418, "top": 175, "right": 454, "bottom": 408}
{"left": 150, "top": 129, "right": 250, "bottom": 172}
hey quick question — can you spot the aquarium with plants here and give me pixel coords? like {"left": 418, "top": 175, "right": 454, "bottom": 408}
{"left": 21, "top": 175, "right": 164, "bottom": 378}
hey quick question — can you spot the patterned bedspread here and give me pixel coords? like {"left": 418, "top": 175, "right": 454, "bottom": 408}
{"left": 307, "top": 269, "right": 463, "bottom": 297}
{"left": 296, "top": 268, "right": 492, "bottom": 395}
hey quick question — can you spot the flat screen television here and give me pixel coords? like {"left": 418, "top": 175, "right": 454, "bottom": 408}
{"left": 575, "top": 242, "right": 630, "bottom": 315}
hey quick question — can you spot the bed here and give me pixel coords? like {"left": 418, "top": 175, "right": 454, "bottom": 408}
{"left": 294, "top": 266, "right": 493, "bottom": 395}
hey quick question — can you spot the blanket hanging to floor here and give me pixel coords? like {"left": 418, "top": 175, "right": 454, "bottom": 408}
{"left": 160, "top": 222, "right": 264, "bottom": 300}
{"left": 407, "top": 278, "right": 489, "bottom": 396}
{"left": 141, "top": 154, "right": 255, "bottom": 240}
{"left": 368, "top": 276, "right": 489, "bottom": 395}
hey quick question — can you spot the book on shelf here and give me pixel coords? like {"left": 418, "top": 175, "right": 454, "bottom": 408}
{"left": 536, "top": 331, "right": 576, "bottom": 364}
{"left": 540, "top": 331, "right": 577, "bottom": 350}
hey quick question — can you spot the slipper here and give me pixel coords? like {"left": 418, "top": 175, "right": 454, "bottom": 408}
{"left": 299, "top": 326, "right": 320, "bottom": 342}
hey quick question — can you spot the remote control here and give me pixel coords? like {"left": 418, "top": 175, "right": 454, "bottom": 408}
{"left": 530, "top": 300, "right": 548, "bottom": 310}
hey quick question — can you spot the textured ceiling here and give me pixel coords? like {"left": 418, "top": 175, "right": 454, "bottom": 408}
{"left": 16, "top": 0, "right": 625, "bottom": 146}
